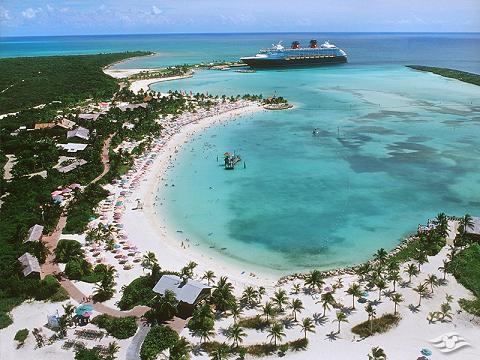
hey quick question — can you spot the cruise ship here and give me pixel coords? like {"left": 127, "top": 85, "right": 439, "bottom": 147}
{"left": 240, "top": 40, "right": 347, "bottom": 68}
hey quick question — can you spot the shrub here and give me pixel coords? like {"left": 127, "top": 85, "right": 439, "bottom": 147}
{"left": 117, "top": 276, "right": 158, "bottom": 310}
{"left": 49, "top": 286, "right": 69, "bottom": 302}
{"left": 14, "top": 328, "right": 29, "bottom": 346}
{"left": 55, "top": 239, "right": 84, "bottom": 263}
{"left": 35, "top": 275, "right": 61, "bottom": 301}
{"left": 140, "top": 325, "right": 179, "bottom": 360}
{"left": 288, "top": 337, "right": 308, "bottom": 351}
{"left": 237, "top": 315, "right": 271, "bottom": 330}
{"left": 75, "top": 347, "right": 106, "bottom": 360}
{"left": 448, "top": 244, "right": 480, "bottom": 297}
{"left": 91, "top": 314, "right": 137, "bottom": 339}
{"left": 351, "top": 313, "right": 401, "bottom": 338}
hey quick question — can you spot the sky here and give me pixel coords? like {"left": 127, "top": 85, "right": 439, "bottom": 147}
{"left": 0, "top": 0, "right": 479, "bottom": 37}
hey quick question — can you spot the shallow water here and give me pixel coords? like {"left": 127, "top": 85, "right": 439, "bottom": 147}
{"left": 154, "top": 65, "right": 480, "bottom": 274}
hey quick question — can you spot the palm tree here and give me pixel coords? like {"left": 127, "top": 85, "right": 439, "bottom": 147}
{"left": 241, "top": 286, "right": 258, "bottom": 308}
{"left": 262, "top": 301, "right": 276, "bottom": 322}
{"left": 459, "top": 213, "right": 474, "bottom": 235}
{"left": 438, "top": 260, "right": 449, "bottom": 281}
{"left": 435, "top": 212, "right": 449, "bottom": 238}
{"left": 374, "top": 248, "right": 388, "bottom": 265}
{"left": 202, "top": 270, "right": 216, "bottom": 286}
{"left": 426, "top": 274, "right": 439, "bottom": 294}
{"left": 365, "top": 303, "right": 376, "bottom": 333}
{"left": 149, "top": 289, "right": 179, "bottom": 323}
{"left": 106, "top": 341, "right": 119, "bottom": 360}
{"left": 226, "top": 324, "right": 246, "bottom": 347}
{"left": 346, "top": 283, "right": 362, "bottom": 309}
{"left": 356, "top": 263, "right": 372, "bottom": 283}
{"left": 289, "top": 298, "right": 304, "bottom": 321}
{"left": 413, "top": 283, "right": 429, "bottom": 306}
{"left": 390, "top": 293, "right": 404, "bottom": 315}
{"left": 368, "top": 346, "right": 387, "bottom": 360}
{"left": 333, "top": 311, "right": 348, "bottom": 333}
{"left": 375, "top": 278, "right": 387, "bottom": 301}
{"left": 299, "top": 317, "right": 315, "bottom": 339}
{"left": 198, "top": 327, "right": 215, "bottom": 343}
{"left": 414, "top": 250, "right": 428, "bottom": 272}
{"left": 93, "top": 269, "right": 117, "bottom": 302}
{"left": 212, "top": 276, "right": 235, "bottom": 312}
{"left": 229, "top": 301, "right": 243, "bottom": 324}
{"left": 405, "top": 263, "right": 419, "bottom": 283}
{"left": 319, "top": 292, "right": 335, "bottom": 317}
{"left": 304, "top": 269, "right": 325, "bottom": 292}
{"left": 210, "top": 343, "right": 231, "bottom": 360}
{"left": 170, "top": 337, "right": 191, "bottom": 360}
{"left": 291, "top": 283, "right": 301, "bottom": 295}
{"left": 272, "top": 289, "right": 288, "bottom": 312}
{"left": 141, "top": 251, "right": 158, "bottom": 275}
{"left": 267, "top": 322, "right": 285, "bottom": 346}
{"left": 387, "top": 270, "right": 401, "bottom": 292}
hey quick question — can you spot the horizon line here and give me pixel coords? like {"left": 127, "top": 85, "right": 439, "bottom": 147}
{"left": 2, "top": 31, "right": 480, "bottom": 39}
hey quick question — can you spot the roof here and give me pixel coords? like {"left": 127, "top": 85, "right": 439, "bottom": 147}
{"left": 35, "top": 123, "right": 56, "bottom": 129}
{"left": 152, "top": 275, "right": 210, "bottom": 305}
{"left": 25, "top": 224, "right": 44, "bottom": 243}
{"left": 78, "top": 113, "right": 100, "bottom": 121}
{"left": 466, "top": 217, "right": 480, "bottom": 235}
{"left": 57, "top": 159, "right": 87, "bottom": 173}
{"left": 18, "top": 253, "right": 41, "bottom": 277}
{"left": 56, "top": 118, "right": 76, "bottom": 129}
{"left": 67, "top": 127, "right": 90, "bottom": 140}
{"left": 118, "top": 103, "right": 148, "bottom": 112}
{"left": 58, "top": 143, "right": 88, "bottom": 153}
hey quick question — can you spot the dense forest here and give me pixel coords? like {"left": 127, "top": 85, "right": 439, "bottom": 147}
{"left": 407, "top": 65, "right": 480, "bottom": 86}
{"left": 0, "top": 51, "right": 151, "bottom": 113}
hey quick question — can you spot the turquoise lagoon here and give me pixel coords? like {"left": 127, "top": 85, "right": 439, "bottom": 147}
{"left": 153, "top": 65, "right": 480, "bottom": 274}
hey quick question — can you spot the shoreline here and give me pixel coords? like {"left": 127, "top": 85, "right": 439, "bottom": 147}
{"left": 120, "top": 101, "right": 282, "bottom": 289}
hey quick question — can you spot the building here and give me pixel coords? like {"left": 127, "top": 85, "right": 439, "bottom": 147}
{"left": 67, "top": 126, "right": 90, "bottom": 141}
{"left": 56, "top": 118, "right": 76, "bottom": 130}
{"left": 466, "top": 216, "right": 480, "bottom": 242}
{"left": 18, "top": 253, "right": 41, "bottom": 278}
{"left": 118, "top": 103, "right": 148, "bottom": 112}
{"left": 57, "top": 143, "right": 88, "bottom": 153}
{"left": 78, "top": 113, "right": 101, "bottom": 121}
{"left": 24, "top": 224, "right": 44, "bottom": 243}
{"left": 34, "top": 123, "right": 56, "bottom": 129}
{"left": 153, "top": 275, "right": 211, "bottom": 317}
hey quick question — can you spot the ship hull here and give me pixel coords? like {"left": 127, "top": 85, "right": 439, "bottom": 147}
{"left": 241, "top": 55, "right": 347, "bottom": 69}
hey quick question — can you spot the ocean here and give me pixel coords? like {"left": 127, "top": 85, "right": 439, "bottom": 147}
{"left": 2, "top": 33, "right": 479, "bottom": 274}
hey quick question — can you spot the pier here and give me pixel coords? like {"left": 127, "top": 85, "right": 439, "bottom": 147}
{"left": 224, "top": 152, "right": 241, "bottom": 170}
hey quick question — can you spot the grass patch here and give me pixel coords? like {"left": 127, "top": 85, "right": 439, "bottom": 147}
{"left": 202, "top": 338, "right": 308, "bottom": 357}
{"left": 351, "top": 313, "right": 401, "bottom": 338}
{"left": 407, "top": 65, "right": 480, "bottom": 87}
{"left": 91, "top": 314, "right": 138, "bottom": 339}
{"left": 237, "top": 315, "right": 271, "bottom": 330}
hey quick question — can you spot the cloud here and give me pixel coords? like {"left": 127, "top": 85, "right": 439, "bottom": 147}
{"left": 0, "top": 6, "right": 11, "bottom": 21}
{"left": 152, "top": 5, "right": 163, "bottom": 15}
{"left": 22, "top": 7, "right": 39, "bottom": 19}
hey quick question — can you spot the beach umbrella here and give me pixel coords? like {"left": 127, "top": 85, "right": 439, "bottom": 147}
{"left": 53, "top": 195, "right": 64, "bottom": 203}
{"left": 62, "top": 188, "right": 73, "bottom": 193}
{"left": 69, "top": 183, "right": 81, "bottom": 189}
{"left": 51, "top": 190, "right": 63, "bottom": 196}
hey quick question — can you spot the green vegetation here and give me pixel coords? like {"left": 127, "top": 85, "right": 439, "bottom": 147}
{"left": 64, "top": 184, "right": 109, "bottom": 234}
{"left": 0, "top": 52, "right": 151, "bottom": 113}
{"left": 351, "top": 313, "right": 401, "bottom": 338}
{"left": 117, "top": 275, "right": 158, "bottom": 310}
{"left": 55, "top": 239, "right": 84, "bottom": 263}
{"left": 91, "top": 314, "right": 138, "bottom": 339}
{"left": 140, "top": 325, "right": 179, "bottom": 360}
{"left": 202, "top": 338, "right": 308, "bottom": 358}
{"left": 237, "top": 315, "right": 271, "bottom": 330}
{"left": 448, "top": 244, "right": 480, "bottom": 316}
{"left": 407, "top": 65, "right": 480, "bottom": 87}
{"left": 14, "top": 328, "right": 29, "bottom": 347}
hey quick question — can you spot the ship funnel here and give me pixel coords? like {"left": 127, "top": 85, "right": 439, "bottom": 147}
{"left": 291, "top": 41, "right": 300, "bottom": 49}
{"left": 309, "top": 39, "right": 318, "bottom": 48}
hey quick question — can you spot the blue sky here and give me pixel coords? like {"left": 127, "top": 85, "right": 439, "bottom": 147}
{"left": 1, "top": 0, "right": 479, "bottom": 36}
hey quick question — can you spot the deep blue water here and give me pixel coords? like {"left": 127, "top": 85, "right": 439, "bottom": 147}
{"left": 1, "top": 33, "right": 479, "bottom": 73}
